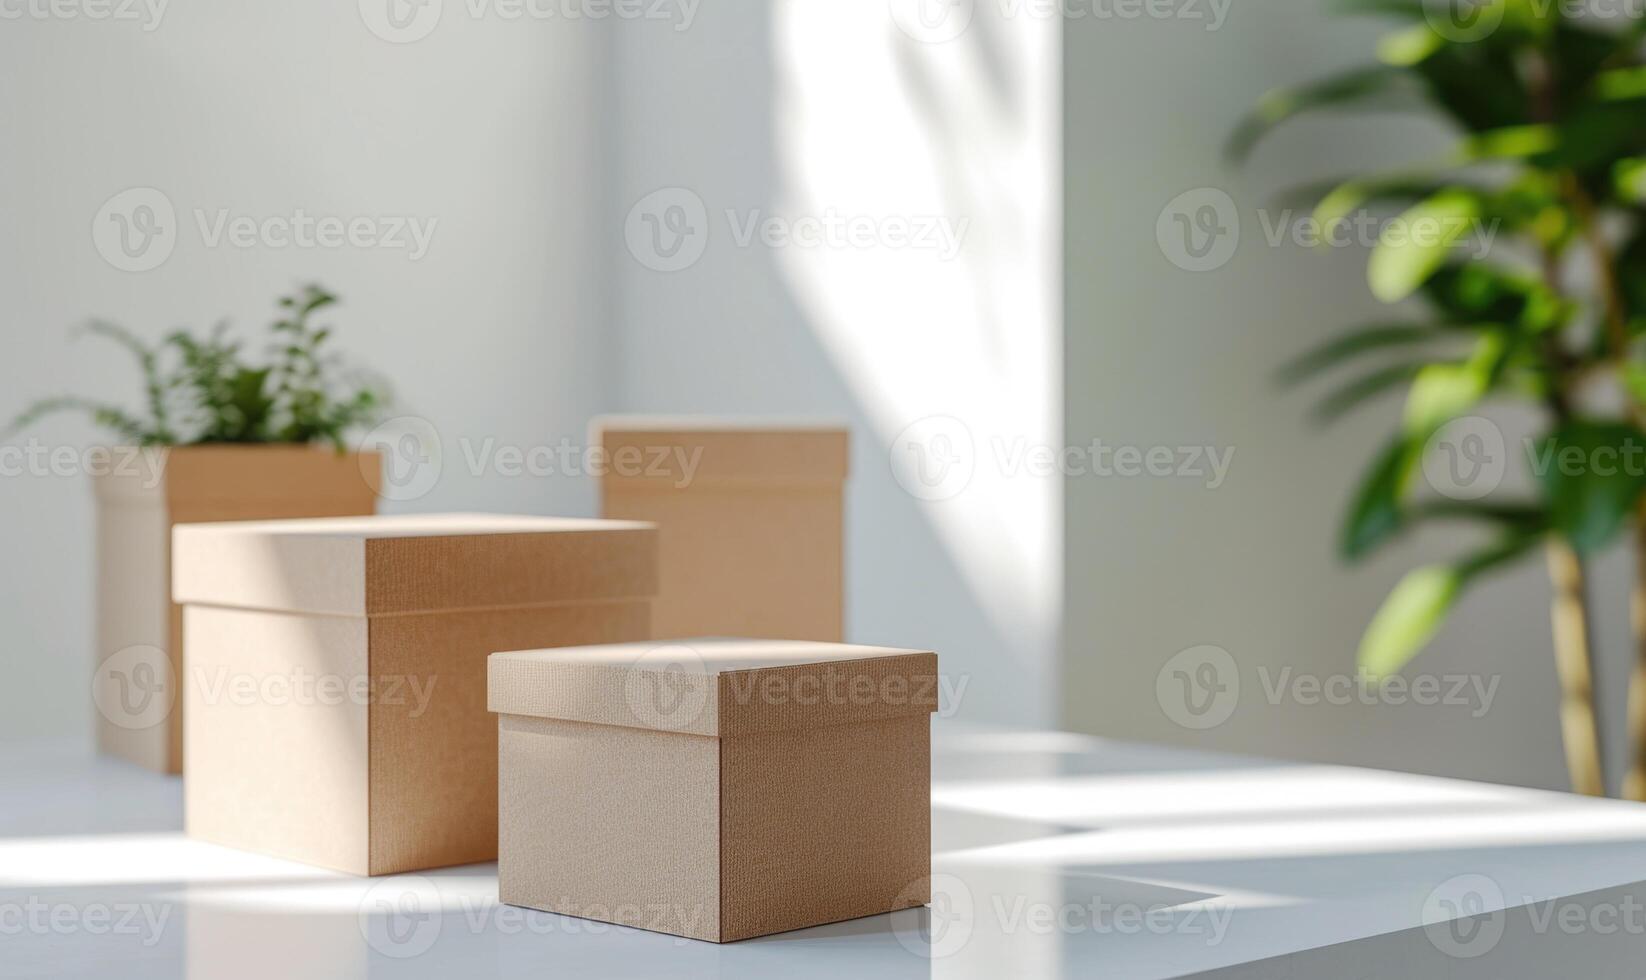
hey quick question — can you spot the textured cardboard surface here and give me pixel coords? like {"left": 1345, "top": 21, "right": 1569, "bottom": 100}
{"left": 594, "top": 418, "right": 850, "bottom": 484}
{"left": 491, "top": 638, "right": 934, "bottom": 942}
{"left": 184, "top": 605, "right": 371, "bottom": 873}
{"left": 173, "top": 514, "right": 656, "bottom": 615}
{"left": 92, "top": 446, "right": 381, "bottom": 774}
{"left": 594, "top": 418, "right": 847, "bottom": 642}
{"left": 718, "top": 714, "right": 931, "bottom": 941}
{"left": 176, "top": 514, "right": 658, "bottom": 875}
{"left": 367, "top": 601, "right": 650, "bottom": 873}
{"left": 488, "top": 639, "right": 936, "bottom": 736}
{"left": 498, "top": 715, "right": 721, "bottom": 942}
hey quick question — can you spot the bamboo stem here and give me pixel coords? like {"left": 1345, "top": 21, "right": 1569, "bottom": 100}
{"left": 1547, "top": 538, "right": 1608, "bottom": 796}
{"left": 1626, "top": 513, "right": 1646, "bottom": 802}
{"left": 1565, "top": 183, "right": 1646, "bottom": 802}
{"left": 1529, "top": 56, "right": 1629, "bottom": 801}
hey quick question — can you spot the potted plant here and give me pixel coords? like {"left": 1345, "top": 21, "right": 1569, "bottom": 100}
{"left": 7, "top": 285, "right": 390, "bottom": 773}
{"left": 1230, "top": 1, "right": 1646, "bottom": 796}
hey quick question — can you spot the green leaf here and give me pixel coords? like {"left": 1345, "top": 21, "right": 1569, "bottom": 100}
{"left": 1458, "top": 125, "right": 1558, "bottom": 162}
{"left": 1305, "top": 174, "right": 1462, "bottom": 232}
{"left": 1358, "top": 565, "right": 1463, "bottom": 678}
{"left": 299, "top": 285, "right": 338, "bottom": 315}
{"left": 1421, "top": 264, "right": 1566, "bottom": 331}
{"left": 77, "top": 318, "right": 153, "bottom": 363}
{"left": 3, "top": 396, "right": 155, "bottom": 444}
{"left": 1342, "top": 436, "right": 1420, "bottom": 559}
{"left": 1409, "top": 499, "right": 1546, "bottom": 531}
{"left": 1401, "top": 332, "right": 1506, "bottom": 434}
{"left": 1377, "top": 24, "right": 1444, "bottom": 67}
{"left": 1536, "top": 420, "right": 1646, "bottom": 554}
{"left": 1404, "top": 363, "right": 1481, "bottom": 432}
{"left": 1226, "top": 66, "right": 1413, "bottom": 164}
{"left": 1546, "top": 102, "right": 1646, "bottom": 178}
{"left": 1408, "top": 43, "right": 1531, "bottom": 134}
{"left": 12, "top": 283, "right": 388, "bottom": 449}
{"left": 224, "top": 368, "right": 274, "bottom": 440}
{"left": 1279, "top": 323, "right": 1453, "bottom": 386}
{"left": 1553, "top": 23, "right": 1643, "bottom": 107}
{"left": 1616, "top": 229, "right": 1646, "bottom": 329}
{"left": 1615, "top": 158, "right": 1646, "bottom": 204}
{"left": 1624, "top": 363, "right": 1646, "bottom": 406}
{"left": 1369, "top": 191, "right": 1485, "bottom": 303}
{"left": 1597, "top": 66, "right": 1646, "bottom": 102}
{"left": 76, "top": 320, "right": 173, "bottom": 442}
{"left": 1358, "top": 533, "right": 1537, "bottom": 677}
{"left": 1332, "top": 0, "right": 1426, "bottom": 16}
{"left": 1313, "top": 362, "right": 1425, "bottom": 424}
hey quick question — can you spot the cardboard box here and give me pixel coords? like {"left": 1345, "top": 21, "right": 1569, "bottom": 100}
{"left": 173, "top": 513, "right": 658, "bottom": 876}
{"left": 90, "top": 445, "right": 383, "bottom": 774}
{"left": 489, "top": 637, "right": 936, "bottom": 942}
{"left": 594, "top": 418, "right": 848, "bottom": 642}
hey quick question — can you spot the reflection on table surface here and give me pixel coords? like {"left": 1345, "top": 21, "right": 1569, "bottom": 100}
{"left": 7, "top": 725, "right": 1646, "bottom": 979}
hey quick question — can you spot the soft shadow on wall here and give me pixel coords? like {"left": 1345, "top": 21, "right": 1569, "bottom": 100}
{"left": 1063, "top": 0, "right": 1594, "bottom": 792}
{"left": 604, "top": 0, "right": 1061, "bottom": 727}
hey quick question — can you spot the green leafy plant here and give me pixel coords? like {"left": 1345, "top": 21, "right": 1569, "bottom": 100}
{"left": 1231, "top": 0, "right": 1646, "bottom": 797}
{"left": 7, "top": 285, "right": 389, "bottom": 451}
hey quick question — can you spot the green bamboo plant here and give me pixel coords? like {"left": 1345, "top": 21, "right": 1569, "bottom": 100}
{"left": 1231, "top": 0, "right": 1646, "bottom": 797}
{"left": 7, "top": 285, "right": 389, "bottom": 450}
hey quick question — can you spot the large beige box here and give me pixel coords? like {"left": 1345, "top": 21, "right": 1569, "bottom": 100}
{"left": 594, "top": 418, "right": 848, "bottom": 642}
{"left": 91, "top": 445, "right": 382, "bottom": 774}
{"left": 172, "top": 513, "right": 658, "bottom": 876}
{"left": 489, "top": 638, "right": 935, "bottom": 942}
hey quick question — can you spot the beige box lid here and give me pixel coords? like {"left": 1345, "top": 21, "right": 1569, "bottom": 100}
{"left": 592, "top": 416, "right": 849, "bottom": 485}
{"left": 488, "top": 637, "right": 936, "bottom": 736}
{"left": 173, "top": 513, "right": 658, "bottom": 616}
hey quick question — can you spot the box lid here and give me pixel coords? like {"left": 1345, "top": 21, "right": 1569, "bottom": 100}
{"left": 487, "top": 638, "right": 937, "bottom": 736}
{"left": 592, "top": 416, "right": 849, "bottom": 486}
{"left": 173, "top": 513, "right": 657, "bottom": 616}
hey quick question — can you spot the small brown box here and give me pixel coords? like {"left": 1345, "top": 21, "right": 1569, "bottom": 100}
{"left": 594, "top": 418, "right": 848, "bottom": 642}
{"left": 172, "top": 513, "right": 658, "bottom": 876}
{"left": 488, "top": 638, "right": 935, "bottom": 943}
{"left": 91, "top": 445, "right": 383, "bottom": 774}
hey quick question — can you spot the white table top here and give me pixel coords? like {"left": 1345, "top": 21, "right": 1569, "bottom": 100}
{"left": 7, "top": 726, "right": 1646, "bottom": 978}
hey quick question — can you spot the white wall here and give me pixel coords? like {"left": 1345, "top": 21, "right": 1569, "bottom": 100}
{"left": 0, "top": 3, "right": 609, "bottom": 740}
{"left": 1062, "top": 1, "right": 1631, "bottom": 792}
{"left": 3, "top": 0, "right": 1064, "bottom": 741}
{"left": 604, "top": 0, "right": 1063, "bottom": 726}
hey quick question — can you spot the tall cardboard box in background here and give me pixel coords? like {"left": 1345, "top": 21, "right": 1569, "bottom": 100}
{"left": 489, "top": 638, "right": 936, "bottom": 943}
{"left": 594, "top": 418, "right": 848, "bottom": 642}
{"left": 90, "top": 445, "right": 382, "bottom": 774}
{"left": 172, "top": 514, "right": 658, "bottom": 875}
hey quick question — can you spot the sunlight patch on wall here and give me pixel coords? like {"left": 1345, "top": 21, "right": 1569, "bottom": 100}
{"left": 770, "top": 0, "right": 1061, "bottom": 710}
